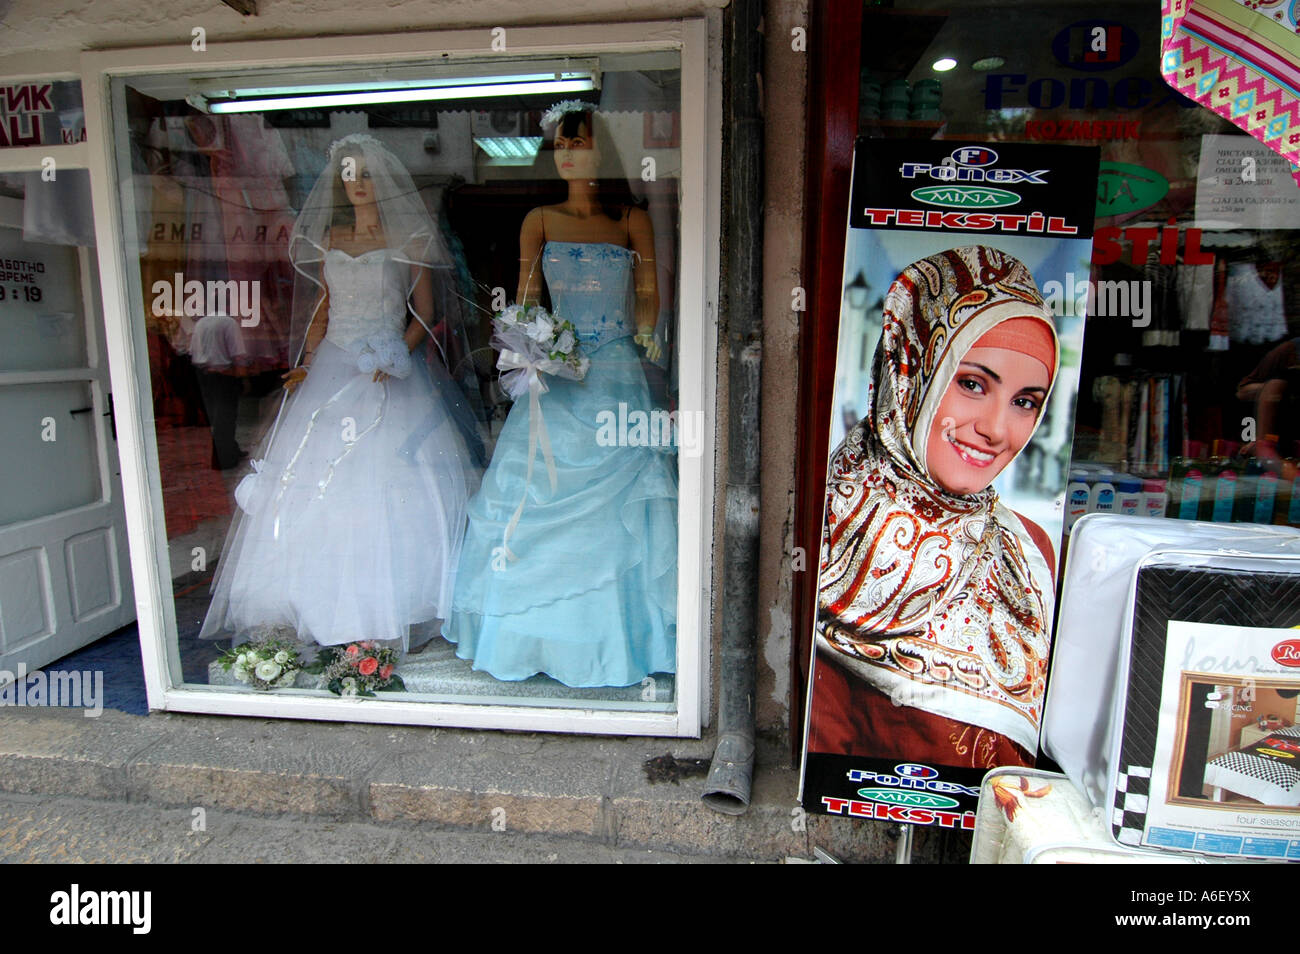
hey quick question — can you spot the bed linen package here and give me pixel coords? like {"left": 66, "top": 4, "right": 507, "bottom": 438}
{"left": 1108, "top": 553, "right": 1300, "bottom": 859}
{"left": 1043, "top": 514, "right": 1300, "bottom": 810}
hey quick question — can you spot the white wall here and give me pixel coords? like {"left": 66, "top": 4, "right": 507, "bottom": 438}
{"left": 0, "top": 0, "right": 727, "bottom": 62}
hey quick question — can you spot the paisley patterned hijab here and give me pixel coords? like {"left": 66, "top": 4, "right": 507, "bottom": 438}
{"left": 816, "top": 246, "right": 1060, "bottom": 753}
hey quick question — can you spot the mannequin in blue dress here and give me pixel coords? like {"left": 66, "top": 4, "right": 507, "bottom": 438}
{"left": 447, "top": 104, "right": 677, "bottom": 688}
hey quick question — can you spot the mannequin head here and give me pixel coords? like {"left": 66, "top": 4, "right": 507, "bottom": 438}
{"left": 543, "top": 103, "right": 642, "bottom": 221}
{"left": 552, "top": 111, "right": 601, "bottom": 182}
{"left": 330, "top": 146, "right": 376, "bottom": 227}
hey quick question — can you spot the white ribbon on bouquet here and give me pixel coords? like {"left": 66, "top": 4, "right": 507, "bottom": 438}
{"left": 496, "top": 349, "right": 559, "bottom": 561}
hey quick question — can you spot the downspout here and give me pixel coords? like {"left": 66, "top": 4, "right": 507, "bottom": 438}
{"left": 702, "top": 0, "right": 763, "bottom": 815}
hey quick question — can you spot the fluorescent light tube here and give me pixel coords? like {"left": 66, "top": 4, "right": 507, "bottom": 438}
{"left": 223, "top": 74, "right": 583, "bottom": 98}
{"left": 208, "top": 78, "right": 594, "bottom": 113}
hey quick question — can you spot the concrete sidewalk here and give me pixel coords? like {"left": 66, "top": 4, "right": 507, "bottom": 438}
{"left": 0, "top": 706, "right": 966, "bottom": 862}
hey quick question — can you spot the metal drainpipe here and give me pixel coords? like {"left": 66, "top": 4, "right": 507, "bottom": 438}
{"left": 702, "top": 0, "right": 763, "bottom": 816}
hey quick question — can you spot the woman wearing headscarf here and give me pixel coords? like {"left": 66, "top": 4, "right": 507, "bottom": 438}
{"left": 808, "top": 245, "right": 1059, "bottom": 769}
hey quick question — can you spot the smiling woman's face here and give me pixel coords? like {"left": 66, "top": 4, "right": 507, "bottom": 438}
{"left": 923, "top": 344, "right": 1050, "bottom": 496}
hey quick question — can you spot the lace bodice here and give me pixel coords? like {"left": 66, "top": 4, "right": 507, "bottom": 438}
{"left": 542, "top": 242, "right": 636, "bottom": 351}
{"left": 323, "top": 247, "right": 409, "bottom": 349}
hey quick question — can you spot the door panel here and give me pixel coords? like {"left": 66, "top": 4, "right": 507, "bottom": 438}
{"left": 0, "top": 546, "right": 52, "bottom": 651}
{"left": 0, "top": 186, "right": 134, "bottom": 679}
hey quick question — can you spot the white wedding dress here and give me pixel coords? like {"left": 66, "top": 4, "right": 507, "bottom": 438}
{"left": 200, "top": 247, "right": 475, "bottom": 648}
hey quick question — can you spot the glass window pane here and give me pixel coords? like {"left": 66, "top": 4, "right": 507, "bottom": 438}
{"left": 112, "top": 52, "right": 684, "bottom": 713}
{"left": 872, "top": 2, "right": 1300, "bottom": 535}
{"left": 0, "top": 177, "right": 91, "bottom": 372}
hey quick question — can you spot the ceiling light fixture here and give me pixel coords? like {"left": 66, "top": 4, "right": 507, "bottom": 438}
{"left": 474, "top": 135, "right": 545, "bottom": 164}
{"left": 201, "top": 76, "right": 596, "bottom": 114}
{"left": 932, "top": 58, "right": 958, "bottom": 73}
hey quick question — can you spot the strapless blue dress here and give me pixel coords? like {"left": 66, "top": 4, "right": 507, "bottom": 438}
{"left": 447, "top": 241, "right": 677, "bottom": 687}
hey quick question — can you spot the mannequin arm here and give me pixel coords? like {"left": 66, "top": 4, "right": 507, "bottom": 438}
{"left": 629, "top": 207, "right": 661, "bottom": 359}
{"left": 302, "top": 289, "right": 329, "bottom": 363}
{"left": 284, "top": 288, "right": 328, "bottom": 392}
{"left": 517, "top": 208, "right": 546, "bottom": 306}
{"left": 405, "top": 264, "right": 433, "bottom": 351}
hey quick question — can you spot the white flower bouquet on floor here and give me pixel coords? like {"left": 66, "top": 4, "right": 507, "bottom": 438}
{"left": 218, "top": 636, "right": 303, "bottom": 690}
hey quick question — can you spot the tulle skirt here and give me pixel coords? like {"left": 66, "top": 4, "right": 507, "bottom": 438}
{"left": 447, "top": 335, "right": 678, "bottom": 687}
{"left": 200, "top": 338, "right": 475, "bottom": 648}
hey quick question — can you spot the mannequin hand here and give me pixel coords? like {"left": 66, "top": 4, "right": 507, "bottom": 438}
{"left": 282, "top": 367, "right": 309, "bottom": 393}
{"left": 635, "top": 331, "right": 661, "bottom": 361}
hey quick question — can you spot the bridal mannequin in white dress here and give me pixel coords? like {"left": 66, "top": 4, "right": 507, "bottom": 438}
{"left": 199, "top": 134, "right": 478, "bottom": 652}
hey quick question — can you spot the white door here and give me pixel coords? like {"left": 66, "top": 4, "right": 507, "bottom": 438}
{"left": 0, "top": 182, "right": 135, "bottom": 677}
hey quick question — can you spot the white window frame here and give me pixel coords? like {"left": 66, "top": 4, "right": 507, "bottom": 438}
{"left": 79, "top": 19, "right": 718, "bottom": 737}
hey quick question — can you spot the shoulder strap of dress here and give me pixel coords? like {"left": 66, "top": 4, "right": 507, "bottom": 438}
{"left": 624, "top": 206, "right": 631, "bottom": 244}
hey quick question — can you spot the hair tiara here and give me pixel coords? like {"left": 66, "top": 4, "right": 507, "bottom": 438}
{"left": 540, "top": 100, "right": 595, "bottom": 131}
{"left": 327, "top": 132, "right": 386, "bottom": 159}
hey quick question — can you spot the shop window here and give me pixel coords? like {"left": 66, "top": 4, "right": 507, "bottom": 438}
{"left": 94, "top": 33, "right": 708, "bottom": 731}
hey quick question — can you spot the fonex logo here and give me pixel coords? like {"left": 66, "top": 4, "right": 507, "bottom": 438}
{"left": 1051, "top": 19, "right": 1140, "bottom": 72}
{"left": 857, "top": 788, "right": 961, "bottom": 809}
{"left": 50, "top": 884, "right": 151, "bottom": 934}
{"left": 949, "top": 146, "right": 998, "bottom": 167}
{"left": 911, "top": 185, "right": 1020, "bottom": 209}
{"left": 895, "top": 762, "right": 938, "bottom": 779}
{"left": 1272, "top": 639, "right": 1300, "bottom": 668}
{"left": 846, "top": 762, "right": 980, "bottom": 796}
{"left": 899, "top": 146, "right": 1048, "bottom": 185}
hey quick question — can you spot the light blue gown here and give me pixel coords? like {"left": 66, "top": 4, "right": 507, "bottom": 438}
{"left": 447, "top": 241, "right": 677, "bottom": 687}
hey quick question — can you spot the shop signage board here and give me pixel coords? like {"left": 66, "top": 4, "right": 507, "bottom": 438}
{"left": 0, "top": 80, "right": 84, "bottom": 149}
{"left": 799, "top": 138, "right": 1099, "bottom": 830}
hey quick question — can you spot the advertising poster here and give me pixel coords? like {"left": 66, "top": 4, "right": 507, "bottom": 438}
{"left": 1142, "top": 621, "right": 1300, "bottom": 860}
{"left": 800, "top": 139, "right": 1100, "bottom": 829}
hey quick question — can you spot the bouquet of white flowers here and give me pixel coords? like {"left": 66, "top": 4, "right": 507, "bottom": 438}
{"left": 356, "top": 331, "right": 412, "bottom": 380}
{"left": 491, "top": 303, "right": 589, "bottom": 396}
{"left": 218, "top": 636, "right": 303, "bottom": 690}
